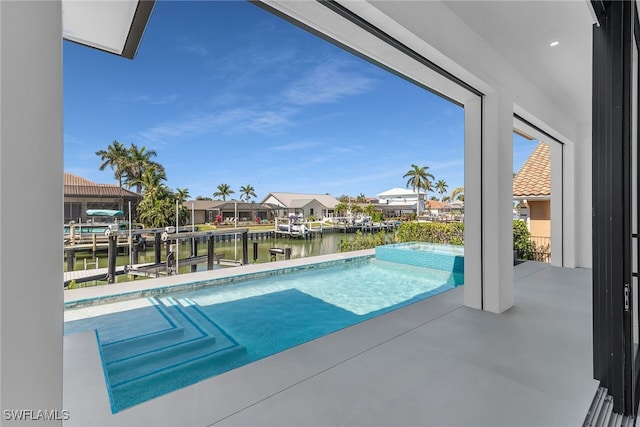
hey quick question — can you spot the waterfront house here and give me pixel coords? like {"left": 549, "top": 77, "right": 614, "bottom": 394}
{"left": 261, "top": 192, "right": 339, "bottom": 220}
{"left": 377, "top": 187, "right": 424, "bottom": 216}
{"left": 182, "top": 200, "right": 224, "bottom": 224}
{"left": 64, "top": 172, "right": 141, "bottom": 223}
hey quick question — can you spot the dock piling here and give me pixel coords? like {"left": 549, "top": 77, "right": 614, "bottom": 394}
{"left": 242, "top": 231, "right": 248, "bottom": 265}
{"left": 154, "top": 233, "right": 161, "bottom": 264}
{"left": 66, "top": 248, "right": 75, "bottom": 272}
{"left": 190, "top": 238, "right": 198, "bottom": 273}
{"left": 107, "top": 236, "right": 117, "bottom": 284}
{"left": 207, "top": 236, "right": 215, "bottom": 270}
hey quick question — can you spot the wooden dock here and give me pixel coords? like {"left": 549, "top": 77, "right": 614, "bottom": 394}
{"left": 64, "top": 266, "right": 126, "bottom": 286}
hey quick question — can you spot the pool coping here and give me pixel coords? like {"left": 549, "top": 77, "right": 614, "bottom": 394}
{"left": 64, "top": 249, "right": 376, "bottom": 308}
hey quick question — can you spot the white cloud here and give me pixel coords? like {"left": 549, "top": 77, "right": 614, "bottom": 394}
{"left": 284, "top": 59, "right": 375, "bottom": 106}
{"left": 135, "top": 107, "right": 295, "bottom": 144}
{"left": 268, "top": 141, "right": 321, "bottom": 152}
{"left": 131, "top": 94, "right": 179, "bottom": 106}
{"left": 111, "top": 93, "right": 179, "bottom": 106}
{"left": 184, "top": 44, "right": 209, "bottom": 57}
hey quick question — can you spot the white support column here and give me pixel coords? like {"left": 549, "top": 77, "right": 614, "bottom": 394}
{"left": 0, "top": 1, "right": 63, "bottom": 425}
{"left": 550, "top": 141, "right": 565, "bottom": 267}
{"left": 464, "top": 96, "right": 482, "bottom": 310}
{"left": 482, "top": 90, "right": 514, "bottom": 313}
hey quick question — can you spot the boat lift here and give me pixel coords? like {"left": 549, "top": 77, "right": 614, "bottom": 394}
{"left": 101, "top": 227, "right": 250, "bottom": 284}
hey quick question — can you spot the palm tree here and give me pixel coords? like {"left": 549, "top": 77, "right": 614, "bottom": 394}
{"left": 403, "top": 164, "right": 434, "bottom": 216}
{"left": 350, "top": 204, "right": 363, "bottom": 216}
{"left": 435, "top": 179, "right": 448, "bottom": 201}
{"left": 96, "top": 140, "right": 128, "bottom": 187}
{"left": 213, "top": 183, "right": 234, "bottom": 201}
{"left": 364, "top": 203, "right": 379, "bottom": 218}
{"left": 124, "top": 143, "right": 164, "bottom": 193}
{"left": 356, "top": 193, "right": 367, "bottom": 203}
{"left": 175, "top": 188, "right": 190, "bottom": 204}
{"left": 127, "top": 164, "right": 167, "bottom": 203}
{"left": 239, "top": 184, "right": 257, "bottom": 202}
{"left": 334, "top": 202, "right": 348, "bottom": 216}
{"left": 451, "top": 186, "right": 464, "bottom": 201}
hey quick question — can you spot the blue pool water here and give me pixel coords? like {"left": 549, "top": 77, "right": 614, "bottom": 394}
{"left": 64, "top": 252, "right": 463, "bottom": 413}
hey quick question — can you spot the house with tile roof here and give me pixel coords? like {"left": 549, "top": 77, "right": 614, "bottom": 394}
{"left": 513, "top": 142, "right": 551, "bottom": 239}
{"left": 64, "top": 173, "right": 141, "bottom": 223}
{"left": 260, "top": 192, "right": 339, "bottom": 220}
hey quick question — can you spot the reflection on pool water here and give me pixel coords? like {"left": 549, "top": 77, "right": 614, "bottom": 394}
{"left": 64, "top": 247, "right": 464, "bottom": 413}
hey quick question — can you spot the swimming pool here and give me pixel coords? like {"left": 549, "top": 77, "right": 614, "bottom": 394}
{"left": 64, "top": 248, "right": 464, "bottom": 413}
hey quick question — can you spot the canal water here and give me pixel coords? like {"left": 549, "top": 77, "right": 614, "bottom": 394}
{"left": 64, "top": 232, "right": 357, "bottom": 280}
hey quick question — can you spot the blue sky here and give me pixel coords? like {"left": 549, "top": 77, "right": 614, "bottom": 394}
{"left": 64, "top": 1, "right": 536, "bottom": 201}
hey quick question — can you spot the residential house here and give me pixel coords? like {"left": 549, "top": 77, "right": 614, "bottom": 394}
{"left": 64, "top": 172, "right": 141, "bottom": 223}
{"left": 377, "top": 187, "right": 424, "bottom": 216}
{"left": 216, "top": 201, "right": 279, "bottom": 223}
{"left": 182, "top": 200, "right": 224, "bottom": 224}
{"left": 261, "top": 192, "right": 339, "bottom": 220}
{"left": 513, "top": 142, "right": 551, "bottom": 239}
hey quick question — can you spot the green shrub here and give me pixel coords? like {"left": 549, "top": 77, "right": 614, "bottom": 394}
{"left": 512, "top": 220, "right": 532, "bottom": 260}
{"left": 396, "top": 222, "right": 464, "bottom": 245}
{"left": 338, "top": 221, "right": 532, "bottom": 258}
{"left": 339, "top": 231, "right": 395, "bottom": 252}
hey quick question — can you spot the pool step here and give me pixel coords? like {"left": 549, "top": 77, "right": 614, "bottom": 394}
{"left": 101, "top": 297, "right": 245, "bottom": 392}
{"left": 107, "top": 335, "right": 218, "bottom": 385}
{"left": 101, "top": 302, "right": 187, "bottom": 361}
{"left": 101, "top": 297, "right": 214, "bottom": 361}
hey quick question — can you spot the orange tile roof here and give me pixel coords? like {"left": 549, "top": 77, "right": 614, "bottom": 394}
{"left": 64, "top": 173, "right": 140, "bottom": 198}
{"left": 513, "top": 142, "right": 551, "bottom": 197}
{"left": 426, "top": 200, "right": 448, "bottom": 209}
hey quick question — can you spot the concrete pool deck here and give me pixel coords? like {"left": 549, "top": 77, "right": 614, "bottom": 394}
{"left": 63, "top": 258, "right": 597, "bottom": 426}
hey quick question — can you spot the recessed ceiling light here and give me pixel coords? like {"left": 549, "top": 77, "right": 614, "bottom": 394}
{"left": 550, "top": 41, "right": 560, "bottom": 47}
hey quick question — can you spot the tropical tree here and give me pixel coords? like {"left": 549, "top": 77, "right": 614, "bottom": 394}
{"left": 195, "top": 195, "right": 213, "bottom": 201}
{"left": 239, "top": 184, "right": 257, "bottom": 202}
{"left": 364, "top": 204, "right": 378, "bottom": 217}
{"left": 334, "top": 202, "right": 349, "bottom": 216}
{"left": 364, "top": 203, "right": 383, "bottom": 222}
{"left": 175, "top": 188, "right": 190, "bottom": 204}
{"left": 96, "top": 140, "right": 128, "bottom": 187}
{"left": 403, "top": 164, "right": 435, "bottom": 216}
{"left": 350, "top": 204, "right": 363, "bottom": 215}
{"left": 451, "top": 186, "right": 464, "bottom": 201}
{"left": 213, "top": 183, "right": 234, "bottom": 201}
{"left": 338, "top": 194, "right": 351, "bottom": 203}
{"left": 127, "top": 164, "right": 167, "bottom": 204}
{"left": 123, "top": 143, "right": 164, "bottom": 193}
{"left": 356, "top": 193, "right": 367, "bottom": 203}
{"left": 435, "top": 179, "right": 448, "bottom": 201}
{"left": 137, "top": 187, "right": 189, "bottom": 228}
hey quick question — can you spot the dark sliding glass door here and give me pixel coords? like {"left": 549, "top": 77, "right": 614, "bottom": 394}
{"left": 592, "top": 0, "right": 640, "bottom": 417}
